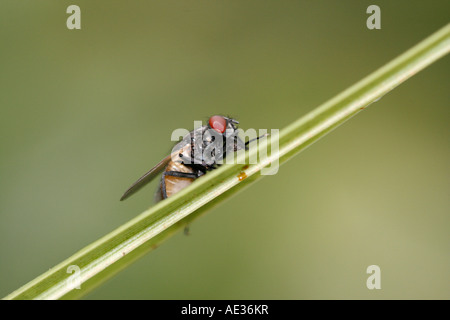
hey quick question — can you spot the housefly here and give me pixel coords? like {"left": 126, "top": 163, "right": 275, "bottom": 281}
{"left": 120, "top": 115, "right": 259, "bottom": 202}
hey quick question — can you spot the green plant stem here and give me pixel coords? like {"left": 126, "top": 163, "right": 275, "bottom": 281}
{"left": 4, "top": 24, "right": 450, "bottom": 300}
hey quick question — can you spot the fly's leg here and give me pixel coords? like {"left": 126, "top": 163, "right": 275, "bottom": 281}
{"left": 164, "top": 171, "right": 198, "bottom": 179}
{"left": 161, "top": 170, "right": 198, "bottom": 199}
{"left": 161, "top": 172, "right": 168, "bottom": 199}
{"left": 244, "top": 133, "right": 269, "bottom": 150}
{"left": 191, "top": 154, "right": 214, "bottom": 171}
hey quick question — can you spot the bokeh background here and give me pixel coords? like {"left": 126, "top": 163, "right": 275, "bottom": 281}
{"left": 0, "top": 1, "right": 449, "bottom": 299}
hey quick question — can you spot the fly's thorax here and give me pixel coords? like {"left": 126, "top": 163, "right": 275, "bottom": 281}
{"left": 169, "top": 119, "right": 247, "bottom": 168}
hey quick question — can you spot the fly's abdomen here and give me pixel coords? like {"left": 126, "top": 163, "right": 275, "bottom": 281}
{"left": 161, "top": 161, "right": 196, "bottom": 198}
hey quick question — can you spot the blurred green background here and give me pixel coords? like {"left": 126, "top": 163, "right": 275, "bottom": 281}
{"left": 0, "top": 1, "right": 449, "bottom": 299}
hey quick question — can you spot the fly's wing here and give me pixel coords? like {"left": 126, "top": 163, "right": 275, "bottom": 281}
{"left": 120, "top": 155, "right": 171, "bottom": 201}
{"left": 121, "top": 132, "right": 195, "bottom": 201}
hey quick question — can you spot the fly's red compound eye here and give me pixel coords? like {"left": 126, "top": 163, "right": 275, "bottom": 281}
{"left": 209, "top": 115, "right": 227, "bottom": 133}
